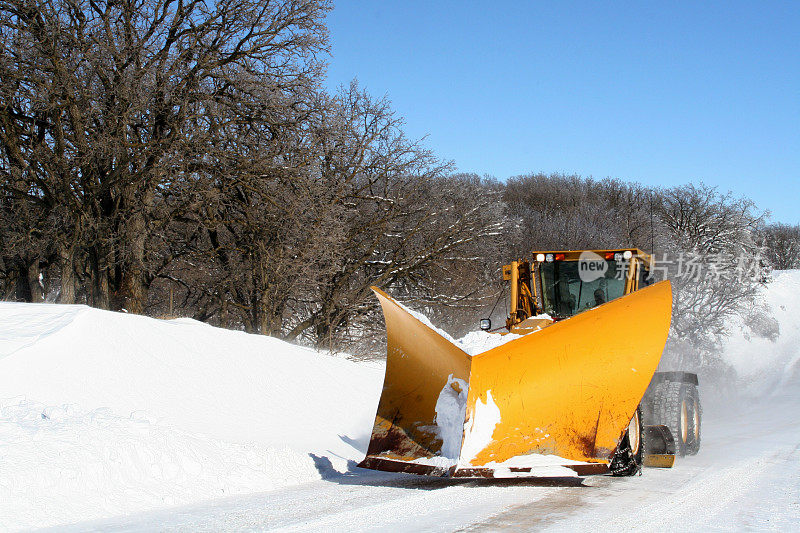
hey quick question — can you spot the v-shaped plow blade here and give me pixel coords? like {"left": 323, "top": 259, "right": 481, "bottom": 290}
{"left": 359, "top": 281, "right": 672, "bottom": 477}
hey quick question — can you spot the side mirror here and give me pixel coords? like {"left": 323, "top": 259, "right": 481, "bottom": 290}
{"left": 479, "top": 318, "right": 491, "bottom": 331}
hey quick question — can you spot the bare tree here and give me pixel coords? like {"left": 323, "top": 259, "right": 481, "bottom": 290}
{"left": 271, "top": 84, "right": 508, "bottom": 350}
{"left": 0, "top": 186, "right": 56, "bottom": 301}
{"left": 503, "top": 173, "right": 655, "bottom": 254}
{"left": 185, "top": 99, "right": 347, "bottom": 335}
{"left": 655, "top": 184, "right": 768, "bottom": 371}
{"left": 760, "top": 223, "right": 800, "bottom": 270}
{"left": 0, "top": 0, "right": 331, "bottom": 311}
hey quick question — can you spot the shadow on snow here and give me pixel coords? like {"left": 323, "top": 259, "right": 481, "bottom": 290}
{"left": 309, "top": 452, "right": 588, "bottom": 490}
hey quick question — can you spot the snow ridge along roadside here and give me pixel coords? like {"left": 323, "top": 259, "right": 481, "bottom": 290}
{"left": 0, "top": 302, "right": 383, "bottom": 531}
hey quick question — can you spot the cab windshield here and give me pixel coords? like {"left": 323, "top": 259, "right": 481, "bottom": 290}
{"left": 539, "top": 260, "right": 627, "bottom": 318}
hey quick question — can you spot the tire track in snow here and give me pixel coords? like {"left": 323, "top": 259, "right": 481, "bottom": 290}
{"left": 464, "top": 393, "right": 800, "bottom": 532}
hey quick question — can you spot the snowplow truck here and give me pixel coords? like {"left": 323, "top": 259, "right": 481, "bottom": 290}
{"left": 360, "top": 248, "right": 701, "bottom": 478}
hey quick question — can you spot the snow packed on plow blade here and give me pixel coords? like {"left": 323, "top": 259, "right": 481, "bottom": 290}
{"left": 359, "top": 281, "right": 673, "bottom": 478}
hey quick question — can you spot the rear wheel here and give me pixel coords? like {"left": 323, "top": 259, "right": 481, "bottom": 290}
{"left": 654, "top": 382, "right": 693, "bottom": 456}
{"left": 610, "top": 406, "right": 643, "bottom": 476}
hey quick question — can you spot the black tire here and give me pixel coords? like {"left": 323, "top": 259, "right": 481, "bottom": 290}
{"left": 686, "top": 385, "right": 702, "bottom": 455}
{"left": 610, "top": 406, "right": 643, "bottom": 476}
{"left": 653, "top": 381, "right": 693, "bottom": 456}
{"left": 640, "top": 385, "right": 657, "bottom": 426}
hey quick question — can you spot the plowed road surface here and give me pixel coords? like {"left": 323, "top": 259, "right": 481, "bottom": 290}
{"left": 64, "top": 386, "right": 800, "bottom": 532}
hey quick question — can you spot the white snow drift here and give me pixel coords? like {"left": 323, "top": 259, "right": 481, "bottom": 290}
{"left": 721, "top": 269, "right": 800, "bottom": 395}
{"left": 0, "top": 303, "right": 383, "bottom": 530}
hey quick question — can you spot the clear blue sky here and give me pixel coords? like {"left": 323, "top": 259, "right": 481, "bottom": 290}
{"left": 324, "top": 1, "right": 800, "bottom": 224}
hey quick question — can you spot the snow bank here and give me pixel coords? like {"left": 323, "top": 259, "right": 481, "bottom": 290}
{"left": 0, "top": 302, "right": 383, "bottom": 531}
{"left": 0, "top": 401, "right": 319, "bottom": 529}
{"left": 721, "top": 270, "right": 800, "bottom": 396}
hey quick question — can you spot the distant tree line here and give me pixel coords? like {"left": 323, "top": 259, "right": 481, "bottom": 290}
{"left": 761, "top": 223, "right": 800, "bottom": 270}
{"left": 1, "top": 0, "right": 796, "bottom": 368}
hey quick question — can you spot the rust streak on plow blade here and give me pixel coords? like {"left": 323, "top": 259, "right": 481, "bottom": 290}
{"left": 359, "top": 281, "right": 672, "bottom": 478}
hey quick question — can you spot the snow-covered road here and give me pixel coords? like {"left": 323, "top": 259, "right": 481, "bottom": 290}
{"left": 63, "top": 386, "right": 800, "bottom": 532}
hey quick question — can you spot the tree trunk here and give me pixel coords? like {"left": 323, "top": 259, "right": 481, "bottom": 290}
{"left": 27, "top": 259, "right": 44, "bottom": 302}
{"left": 258, "top": 304, "right": 283, "bottom": 337}
{"left": 14, "top": 259, "right": 31, "bottom": 302}
{"left": 89, "top": 249, "right": 111, "bottom": 309}
{"left": 58, "top": 244, "right": 77, "bottom": 304}
{"left": 118, "top": 210, "right": 148, "bottom": 314}
{"left": 119, "top": 265, "right": 146, "bottom": 314}
{"left": 28, "top": 257, "right": 44, "bottom": 303}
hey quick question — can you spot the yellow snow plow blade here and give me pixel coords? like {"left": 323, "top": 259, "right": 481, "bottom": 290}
{"left": 359, "top": 281, "right": 672, "bottom": 477}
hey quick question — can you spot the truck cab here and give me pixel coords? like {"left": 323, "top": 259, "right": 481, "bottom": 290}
{"left": 501, "top": 248, "right": 653, "bottom": 331}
